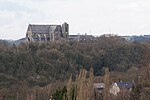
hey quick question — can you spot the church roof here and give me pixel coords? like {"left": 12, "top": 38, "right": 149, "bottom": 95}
{"left": 29, "top": 24, "right": 62, "bottom": 34}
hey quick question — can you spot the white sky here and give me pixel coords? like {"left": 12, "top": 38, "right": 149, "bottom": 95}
{"left": 0, "top": 0, "right": 150, "bottom": 40}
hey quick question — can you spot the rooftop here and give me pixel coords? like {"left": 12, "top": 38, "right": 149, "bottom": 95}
{"left": 29, "top": 24, "right": 62, "bottom": 34}
{"left": 116, "top": 82, "right": 134, "bottom": 89}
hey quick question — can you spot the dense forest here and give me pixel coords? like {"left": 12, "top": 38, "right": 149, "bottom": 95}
{"left": 0, "top": 36, "right": 149, "bottom": 100}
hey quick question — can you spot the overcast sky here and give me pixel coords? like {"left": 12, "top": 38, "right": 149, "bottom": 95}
{"left": 0, "top": 0, "right": 150, "bottom": 40}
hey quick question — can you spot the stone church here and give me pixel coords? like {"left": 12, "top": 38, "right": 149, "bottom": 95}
{"left": 26, "top": 22, "right": 69, "bottom": 42}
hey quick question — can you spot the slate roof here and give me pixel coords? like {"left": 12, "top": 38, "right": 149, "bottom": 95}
{"left": 116, "top": 82, "right": 134, "bottom": 89}
{"left": 29, "top": 24, "right": 62, "bottom": 34}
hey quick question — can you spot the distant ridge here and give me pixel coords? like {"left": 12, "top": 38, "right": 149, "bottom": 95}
{"left": 0, "top": 38, "right": 26, "bottom": 45}
{"left": 13, "top": 38, "right": 26, "bottom": 45}
{"left": 1, "top": 34, "right": 149, "bottom": 45}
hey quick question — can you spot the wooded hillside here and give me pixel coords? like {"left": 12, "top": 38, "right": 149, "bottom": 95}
{"left": 0, "top": 36, "right": 149, "bottom": 89}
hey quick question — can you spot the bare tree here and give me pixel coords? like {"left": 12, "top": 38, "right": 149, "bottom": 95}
{"left": 103, "top": 68, "right": 110, "bottom": 100}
